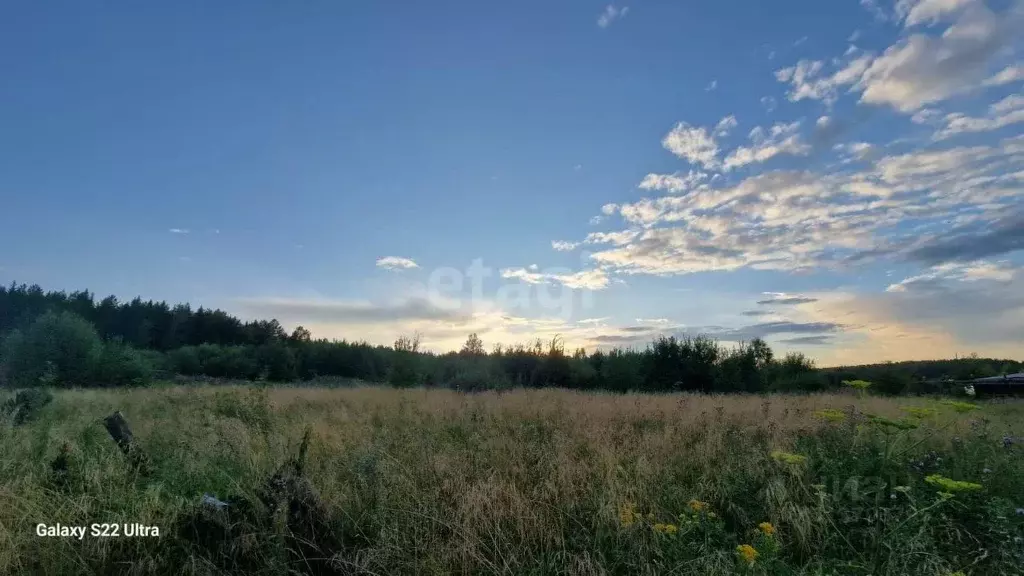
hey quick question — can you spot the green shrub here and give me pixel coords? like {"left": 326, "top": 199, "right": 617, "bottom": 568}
{"left": 0, "top": 311, "right": 101, "bottom": 387}
{"left": 167, "top": 346, "right": 203, "bottom": 375}
{"left": 90, "top": 339, "right": 154, "bottom": 387}
{"left": 256, "top": 342, "right": 297, "bottom": 382}
{"left": 0, "top": 388, "right": 54, "bottom": 425}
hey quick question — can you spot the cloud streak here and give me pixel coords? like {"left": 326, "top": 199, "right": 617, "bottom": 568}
{"left": 376, "top": 256, "right": 419, "bottom": 270}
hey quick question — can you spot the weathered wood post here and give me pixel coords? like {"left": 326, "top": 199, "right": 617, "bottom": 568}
{"left": 103, "top": 411, "right": 151, "bottom": 474}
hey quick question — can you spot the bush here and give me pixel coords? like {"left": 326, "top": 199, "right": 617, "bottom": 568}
{"left": 874, "top": 369, "right": 913, "bottom": 396}
{"left": 0, "top": 311, "right": 102, "bottom": 387}
{"left": 195, "top": 344, "right": 259, "bottom": 380}
{"left": 167, "top": 346, "right": 203, "bottom": 376}
{"left": 256, "top": 342, "right": 297, "bottom": 382}
{"left": 0, "top": 388, "right": 54, "bottom": 425}
{"left": 90, "top": 340, "right": 154, "bottom": 387}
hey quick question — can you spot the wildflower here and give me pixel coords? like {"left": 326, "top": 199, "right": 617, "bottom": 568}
{"left": 652, "top": 523, "right": 678, "bottom": 535}
{"left": 924, "top": 474, "right": 983, "bottom": 493}
{"left": 813, "top": 409, "right": 846, "bottom": 423}
{"left": 758, "top": 522, "right": 776, "bottom": 536}
{"left": 619, "top": 502, "right": 637, "bottom": 527}
{"left": 736, "top": 544, "right": 759, "bottom": 565}
{"left": 983, "top": 468, "right": 992, "bottom": 474}
{"left": 688, "top": 499, "right": 709, "bottom": 513}
{"left": 941, "top": 400, "right": 979, "bottom": 413}
{"left": 707, "top": 511, "right": 718, "bottom": 519}
{"left": 771, "top": 450, "right": 807, "bottom": 465}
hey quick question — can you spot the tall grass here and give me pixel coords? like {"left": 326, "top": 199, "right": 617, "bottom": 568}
{"left": 1, "top": 385, "right": 1022, "bottom": 575}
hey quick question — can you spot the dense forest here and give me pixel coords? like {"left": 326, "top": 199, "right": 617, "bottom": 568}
{"left": 0, "top": 282, "right": 1019, "bottom": 394}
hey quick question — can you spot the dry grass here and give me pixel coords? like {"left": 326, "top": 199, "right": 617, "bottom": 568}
{"left": 1, "top": 385, "right": 1022, "bottom": 575}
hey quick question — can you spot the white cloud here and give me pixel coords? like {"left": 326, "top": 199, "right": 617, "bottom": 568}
{"left": 861, "top": 0, "right": 891, "bottom": 22}
{"left": 886, "top": 259, "right": 1015, "bottom": 291}
{"left": 935, "top": 94, "right": 1024, "bottom": 139}
{"left": 774, "top": 2, "right": 1022, "bottom": 113}
{"left": 713, "top": 115, "right": 738, "bottom": 136}
{"left": 722, "top": 121, "right": 809, "bottom": 170}
{"left": 661, "top": 122, "right": 722, "bottom": 169}
{"left": 584, "top": 130, "right": 1024, "bottom": 277}
{"left": 911, "top": 108, "right": 943, "bottom": 124}
{"left": 705, "top": 79, "right": 718, "bottom": 91}
{"left": 760, "top": 96, "right": 778, "bottom": 112}
{"left": 501, "top": 266, "right": 610, "bottom": 290}
{"left": 638, "top": 170, "right": 708, "bottom": 193}
{"left": 858, "top": 4, "right": 1019, "bottom": 112}
{"left": 635, "top": 317, "right": 672, "bottom": 324}
{"left": 794, "top": 36, "right": 809, "bottom": 47}
{"left": 983, "top": 65, "right": 1024, "bottom": 87}
{"left": 552, "top": 240, "right": 580, "bottom": 251}
{"left": 776, "top": 55, "right": 872, "bottom": 105}
{"left": 898, "top": 0, "right": 975, "bottom": 27}
{"left": 376, "top": 256, "right": 419, "bottom": 270}
{"left": 169, "top": 228, "right": 190, "bottom": 234}
{"left": 597, "top": 4, "right": 629, "bottom": 28}
{"left": 833, "top": 141, "right": 876, "bottom": 162}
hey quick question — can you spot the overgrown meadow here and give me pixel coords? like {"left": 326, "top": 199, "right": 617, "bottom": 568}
{"left": 2, "top": 385, "right": 1022, "bottom": 575}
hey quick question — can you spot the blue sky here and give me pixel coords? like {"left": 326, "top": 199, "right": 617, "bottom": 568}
{"left": 2, "top": 0, "right": 1022, "bottom": 365}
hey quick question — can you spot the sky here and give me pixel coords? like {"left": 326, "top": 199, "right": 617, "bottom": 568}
{"left": 1, "top": 0, "right": 1022, "bottom": 366}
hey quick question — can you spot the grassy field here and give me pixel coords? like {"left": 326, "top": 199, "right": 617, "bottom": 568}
{"left": 1, "top": 385, "right": 1023, "bottom": 575}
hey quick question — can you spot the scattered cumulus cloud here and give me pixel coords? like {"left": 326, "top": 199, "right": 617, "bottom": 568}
{"left": 860, "top": 0, "right": 891, "bottom": 22}
{"left": 500, "top": 267, "right": 610, "bottom": 290}
{"left": 723, "top": 121, "right": 810, "bottom": 170}
{"left": 983, "top": 65, "right": 1024, "bottom": 87}
{"left": 376, "top": 256, "right": 419, "bottom": 270}
{"left": 935, "top": 94, "right": 1024, "bottom": 139}
{"left": 757, "top": 294, "right": 819, "bottom": 305}
{"left": 777, "top": 1, "right": 1024, "bottom": 113}
{"left": 169, "top": 228, "right": 189, "bottom": 234}
{"left": 597, "top": 4, "right": 629, "bottom": 28}
{"left": 638, "top": 170, "right": 709, "bottom": 193}
{"left": 661, "top": 122, "right": 722, "bottom": 169}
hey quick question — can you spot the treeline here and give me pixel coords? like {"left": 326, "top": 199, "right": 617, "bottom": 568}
{"left": 0, "top": 282, "right": 1018, "bottom": 394}
{"left": 820, "top": 357, "right": 1023, "bottom": 396}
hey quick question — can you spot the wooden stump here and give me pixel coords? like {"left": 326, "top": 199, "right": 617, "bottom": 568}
{"left": 103, "top": 411, "right": 151, "bottom": 474}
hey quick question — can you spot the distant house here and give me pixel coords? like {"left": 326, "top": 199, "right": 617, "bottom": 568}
{"left": 969, "top": 373, "right": 1024, "bottom": 396}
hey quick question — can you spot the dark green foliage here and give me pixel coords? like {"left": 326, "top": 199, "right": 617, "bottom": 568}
{"left": 1, "top": 311, "right": 102, "bottom": 387}
{"left": 873, "top": 368, "right": 914, "bottom": 396}
{"left": 1, "top": 387, "right": 54, "bottom": 425}
{"left": 90, "top": 338, "right": 154, "bottom": 387}
{"left": 1, "top": 281, "right": 1019, "bottom": 395}
{"left": 256, "top": 341, "right": 298, "bottom": 382}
